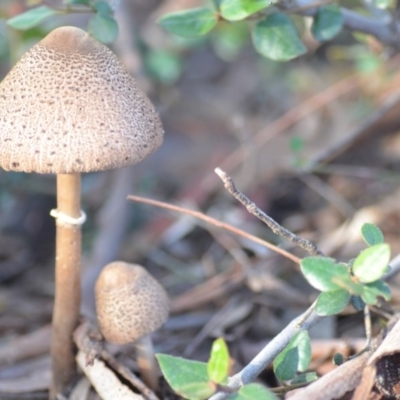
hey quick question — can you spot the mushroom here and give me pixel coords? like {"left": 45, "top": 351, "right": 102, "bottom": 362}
{"left": 95, "top": 261, "right": 169, "bottom": 392}
{"left": 0, "top": 26, "right": 163, "bottom": 398}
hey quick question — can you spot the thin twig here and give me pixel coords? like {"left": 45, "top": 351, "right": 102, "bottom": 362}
{"left": 215, "top": 168, "right": 324, "bottom": 257}
{"left": 74, "top": 320, "right": 159, "bottom": 400}
{"left": 127, "top": 196, "right": 301, "bottom": 264}
{"left": 101, "top": 350, "right": 160, "bottom": 400}
{"left": 364, "top": 306, "right": 372, "bottom": 349}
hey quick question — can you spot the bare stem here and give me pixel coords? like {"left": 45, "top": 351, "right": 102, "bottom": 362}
{"left": 364, "top": 306, "right": 372, "bottom": 348}
{"left": 127, "top": 195, "right": 300, "bottom": 264}
{"left": 215, "top": 168, "right": 324, "bottom": 257}
{"left": 135, "top": 335, "right": 159, "bottom": 392}
{"left": 50, "top": 173, "right": 82, "bottom": 399}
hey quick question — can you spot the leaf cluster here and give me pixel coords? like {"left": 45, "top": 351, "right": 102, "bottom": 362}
{"left": 158, "top": 223, "right": 392, "bottom": 398}
{"left": 158, "top": 0, "right": 344, "bottom": 61}
{"left": 301, "top": 223, "right": 391, "bottom": 316}
{"left": 157, "top": 338, "right": 277, "bottom": 399}
{"left": 7, "top": 0, "right": 118, "bottom": 44}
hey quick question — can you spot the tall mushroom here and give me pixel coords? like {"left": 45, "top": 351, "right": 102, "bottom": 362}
{"left": 95, "top": 261, "right": 169, "bottom": 391}
{"left": 0, "top": 26, "right": 163, "bottom": 399}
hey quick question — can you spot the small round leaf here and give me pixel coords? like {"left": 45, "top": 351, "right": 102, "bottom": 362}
{"left": 311, "top": 5, "right": 343, "bottom": 42}
{"left": 7, "top": 6, "right": 61, "bottom": 30}
{"left": 207, "top": 338, "right": 230, "bottom": 384}
{"left": 159, "top": 8, "right": 218, "bottom": 38}
{"left": 252, "top": 13, "right": 307, "bottom": 61}
{"left": 315, "top": 289, "right": 351, "bottom": 316}
{"left": 333, "top": 353, "right": 344, "bottom": 366}
{"left": 273, "top": 331, "right": 311, "bottom": 381}
{"left": 88, "top": 13, "right": 119, "bottom": 44}
{"left": 352, "top": 243, "right": 390, "bottom": 283}
{"left": 351, "top": 295, "right": 365, "bottom": 311}
{"left": 157, "top": 354, "right": 215, "bottom": 399}
{"left": 291, "top": 372, "right": 318, "bottom": 385}
{"left": 361, "top": 280, "right": 391, "bottom": 305}
{"left": 93, "top": 1, "right": 113, "bottom": 16}
{"left": 227, "top": 383, "right": 278, "bottom": 399}
{"left": 361, "top": 223, "right": 384, "bottom": 246}
{"left": 220, "top": 0, "right": 272, "bottom": 21}
{"left": 300, "top": 257, "right": 350, "bottom": 292}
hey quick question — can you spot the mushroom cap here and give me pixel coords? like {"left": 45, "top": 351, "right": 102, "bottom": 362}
{"left": 95, "top": 261, "right": 169, "bottom": 345}
{"left": 0, "top": 26, "right": 163, "bottom": 174}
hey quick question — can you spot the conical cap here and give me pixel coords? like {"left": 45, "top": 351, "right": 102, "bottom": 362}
{"left": 95, "top": 261, "right": 169, "bottom": 345}
{"left": 0, "top": 26, "right": 163, "bottom": 174}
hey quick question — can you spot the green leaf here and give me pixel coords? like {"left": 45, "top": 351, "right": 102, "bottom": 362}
{"left": 88, "top": 13, "right": 119, "bottom": 44}
{"left": 273, "top": 331, "right": 311, "bottom": 381}
{"left": 315, "top": 289, "right": 351, "bottom": 316}
{"left": 159, "top": 8, "right": 218, "bottom": 38}
{"left": 333, "top": 353, "right": 344, "bottom": 366}
{"left": 355, "top": 53, "right": 382, "bottom": 73}
{"left": 7, "top": 6, "right": 61, "bottom": 30}
{"left": 351, "top": 295, "right": 365, "bottom": 311}
{"left": 145, "top": 50, "right": 182, "bottom": 84}
{"left": 301, "top": 258, "right": 350, "bottom": 292}
{"left": 252, "top": 13, "right": 307, "bottom": 61}
{"left": 311, "top": 5, "right": 343, "bottom": 42}
{"left": 331, "top": 275, "right": 364, "bottom": 295}
{"left": 352, "top": 243, "right": 390, "bottom": 283}
{"left": 211, "top": 21, "right": 248, "bottom": 61}
{"left": 290, "top": 136, "right": 304, "bottom": 153}
{"left": 66, "top": 0, "right": 90, "bottom": 5}
{"left": 157, "top": 354, "right": 215, "bottom": 400}
{"left": 220, "top": 0, "right": 271, "bottom": 21}
{"left": 227, "top": 383, "right": 278, "bottom": 400}
{"left": 291, "top": 372, "right": 318, "bottom": 385}
{"left": 207, "top": 338, "right": 230, "bottom": 384}
{"left": 372, "top": 0, "right": 392, "bottom": 9}
{"left": 361, "top": 223, "right": 384, "bottom": 246}
{"left": 361, "top": 280, "right": 391, "bottom": 305}
{"left": 93, "top": 1, "right": 113, "bottom": 16}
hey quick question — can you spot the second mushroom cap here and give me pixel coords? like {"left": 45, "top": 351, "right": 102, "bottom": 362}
{"left": 95, "top": 261, "right": 169, "bottom": 345}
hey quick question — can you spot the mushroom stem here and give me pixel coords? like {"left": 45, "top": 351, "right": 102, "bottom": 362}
{"left": 135, "top": 335, "right": 159, "bottom": 392}
{"left": 50, "top": 173, "right": 82, "bottom": 399}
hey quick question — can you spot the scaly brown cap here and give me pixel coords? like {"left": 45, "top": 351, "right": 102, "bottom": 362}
{"left": 95, "top": 261, "right": 169, "bottom": 345}
{"left": 0, "top": 26, "right": 163, "bottom": 174}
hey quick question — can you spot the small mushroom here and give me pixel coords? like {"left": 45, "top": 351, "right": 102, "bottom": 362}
{"left": 0, "top": 26, "right": 163, "bottom": 398}
{"left": 95, "top": 261, "right": 169, "bottom": 391}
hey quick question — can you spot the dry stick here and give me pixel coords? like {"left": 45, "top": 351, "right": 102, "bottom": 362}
{"left": 74, "top": 320, "right": 159, "bottom": 400}
{"left": 126, "top": 196, "right": 300, "bottom": 265}
{"left": 364, "top": 306, "right": 372, "bottom": 349}
{"left": 215, "top": 168, "right": 324, "bottom": 257}
{"left": 101, "top": 349, "right": 160, "bottom": 400}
